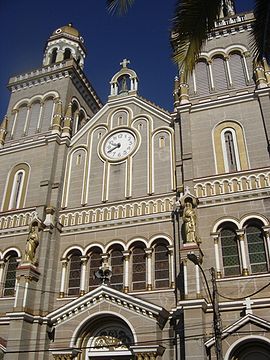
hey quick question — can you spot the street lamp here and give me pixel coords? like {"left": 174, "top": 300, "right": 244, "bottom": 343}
{"left": 187, "top": 253, "right": 223, "bottom": 360}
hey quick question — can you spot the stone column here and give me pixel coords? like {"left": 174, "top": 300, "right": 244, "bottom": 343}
{"left": 145, "top": 248, "right": 153, "bottom": 291}
{"left": 123, "top": 250, "right": 130, "bottom": 293}
{"left": 59, "top": 259, "right": 68, "bottom": 298}
{"left": 10, "top": 109, "right": 18, "bottom": 138}
{"left": 80, "top": 256, "right": 88, "bottom": 296}
{"left": 212, "top": 232, "right": 222, "bottom": 278}
{"left": 236, "top": 230, "right": 249, "bottom": 276}
{"left": 168, "top": 245, "right": 175, "bottom": 288}
{"left": 0, "top": 261, "right": 4, "bottom": 296}
{"left": 36, "top": 101, "right": 44, "bottom": 132}
{"left": 224, "top": 55, "right": 233, "bottom": 87}
{"left": 262, "top": 226, "right": 270, "bottom": 267}
{"left": 207, "top": 60, "right": 214, "bottom": 90}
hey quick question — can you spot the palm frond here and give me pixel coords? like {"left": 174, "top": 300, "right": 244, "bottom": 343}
{"left": 172, "top": 0, "right": 223, "bottom": 81}
{"left": 250, "top": 0, "right": 270, "bottom": 65}
{"left": 107, "top": 0, "right": 135, "bottom": 15}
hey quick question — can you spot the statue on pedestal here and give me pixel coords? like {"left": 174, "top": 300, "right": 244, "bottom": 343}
{"left": 24, "top": 222, "right": 39, "bottom": 265}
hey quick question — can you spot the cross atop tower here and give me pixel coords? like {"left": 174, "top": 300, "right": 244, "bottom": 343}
{"left": 120, "top": 59, "right": 130, "bottom": 68}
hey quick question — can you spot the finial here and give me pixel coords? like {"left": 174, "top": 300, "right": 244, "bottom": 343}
{"left": 120, "top": 58, "right": 130, "bottom": 68}
{"left": 68, "top": 23, "right": 73, "bottom": 27}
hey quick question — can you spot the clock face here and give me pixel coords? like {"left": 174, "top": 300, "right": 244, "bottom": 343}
{"left": 103, "top": 130, "right": 136, "bottom": 160}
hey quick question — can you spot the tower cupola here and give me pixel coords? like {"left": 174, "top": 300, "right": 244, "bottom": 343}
{"left": 43, "top": 23, "right": 86, "bottom": 69}
{"left": 109, "top": 59, "right": 139, "bottom": 98}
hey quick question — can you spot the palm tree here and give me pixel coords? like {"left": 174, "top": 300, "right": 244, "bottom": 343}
{"left": 107, "top": 0, "right": 270, "bottom": 80}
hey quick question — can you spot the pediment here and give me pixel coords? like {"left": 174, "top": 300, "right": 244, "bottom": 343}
{"left": 71, "top": 94, "right": 171, "bottom": 146}
{"left": 205, "top": 313, "right": 270, "bottom": 349}
{"left": 47, "top": 285, "right": 169, "bottom": 329}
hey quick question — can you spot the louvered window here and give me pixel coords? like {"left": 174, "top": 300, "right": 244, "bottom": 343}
{"left": 221, "top": 228, "right": 241, "bottom": 276}
{"left": 42, "top": 98, "right": 54, "bottom": 129}
{"left": 3, "top": 252, "right": 18, "bottom": 297}
{"left": 27, "top": 101, "right": 40, "bottom": 135}
{"left": 89, "top": 250, "right": 102, "bottom": 291}
{"left": 154, "top": 244, "right": 169, "bottom": 289}
{"left": 110, "top": 249, "right": 124, "bottom": 291}
{"left": 229, "top": 53, "right": 247, "bottom": 88}
{"left": 212, "top": 57, "right": 228, "bottom": 91}
{"left": 132, "top": 247, "right": 146, "bottom": 291}
{"left": 246, "top": 225, "right": 267, "bottom": 273}
{"left": 195, "top": 61, "right": 210, "bottom": 96}
{"left": 14, "top": 105, "right": 28, "bottom": 138}
{"left": 67, "top": 251, "right": 81, "bottom": 296}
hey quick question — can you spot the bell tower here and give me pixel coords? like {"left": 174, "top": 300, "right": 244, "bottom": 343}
{"left": 3, "top": 23, "right": 102, "bottom": 144}
{"left": 43, "top": 23, "right": 86, "bottom": 69}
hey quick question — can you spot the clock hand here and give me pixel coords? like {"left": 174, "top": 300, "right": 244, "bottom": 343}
{"left": 107, "top": 143, "right": 121, "bottom": 153}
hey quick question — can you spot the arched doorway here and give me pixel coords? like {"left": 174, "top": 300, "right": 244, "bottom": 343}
{"left": 229, "top": 338, "right": 270, "bottom": 360}
{"left": 75, "top": 315, "right": 135, "bottom": 359}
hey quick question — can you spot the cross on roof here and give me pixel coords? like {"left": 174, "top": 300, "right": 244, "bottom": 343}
{"left": 243, "top": 297, "right": 254, "bottom": 314}
{"left": 120, "top": 59, "right": 130, "bottom": 68}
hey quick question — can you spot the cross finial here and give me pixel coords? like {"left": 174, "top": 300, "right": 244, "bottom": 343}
{"left": 120, "top": 59, "right": 130, "bottom": 68}
{"left": 243, "top": 297, "right": 254, "bottom": 314}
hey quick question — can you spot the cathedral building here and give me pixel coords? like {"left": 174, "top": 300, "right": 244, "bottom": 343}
{"left": 0, "top": 4, "right": 270, "bottom": 360}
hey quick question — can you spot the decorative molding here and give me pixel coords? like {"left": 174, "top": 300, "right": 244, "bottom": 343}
{"left": 194, "top": 169, "right": 270, "bottom": 199}
{"left": 59, "top": 196, "right": 174, "bottom": 228}
{"left": 0, "top": 209, "right": 37, "bottom": 231}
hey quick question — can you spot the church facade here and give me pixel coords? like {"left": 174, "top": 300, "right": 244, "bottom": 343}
{"left": 0, "top": 6, "right": 270, "bottom": 360}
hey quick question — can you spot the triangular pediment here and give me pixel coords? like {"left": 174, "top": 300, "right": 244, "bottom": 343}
{"left": 205, "top": 313, "right": 270, "bottom": 349}
{"left": 71, "top": 94, "right": 171, "bottom": 146}
{"left": 47, "top": 285, "right": 169, "bottom": 329}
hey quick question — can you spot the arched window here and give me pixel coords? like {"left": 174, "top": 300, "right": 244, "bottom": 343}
{"left": 220, "top": 226, "right": 241, "bottom": 276}
{"left": 3, "top": 251, "right": 19, "bottom": 297}
{"left": 212, "top": 56, "right": 228, "bottom": 91}
{"left": 9, "top": 171, "right": 24, "bottom": 209}
{"left": 89, "top": 248, "right": 102, "bottom": 291}
{"left": 213, "top": 121, "right": 248, "bottom": 174}
{"left": 132, "top": 245, "right": 146, "bottom": 291}
{"left": 229, "top": 52, "right": 247, "bottom": 88}
{"left": 63, "top": 48, "right": 72, "bottom": 61}
{"left": 154, "top": 243, "right": 169, "bottom": 289}
{"left": 50, "top": 48, "right": 57, "bottom": 64}
{"left": 223, "top": 129, "right": 239, "bottom": 172}
{"left": 245, "top": 221, "right": 268, "bottom": 273}
{"left": 194, "top": 60, "right": 210, "bottom": 96}
{"left": 67, "top": 250, "right": 81, "bottom": 296}
{"left": 110, "top": 247, "right": 123, "bottom": 291}
{"left": 2, "top": 163, "right": 30, "bottom": 211}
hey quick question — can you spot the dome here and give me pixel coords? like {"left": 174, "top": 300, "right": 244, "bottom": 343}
{"left": 52, "top": 23, "right": 81, "bottom": 40}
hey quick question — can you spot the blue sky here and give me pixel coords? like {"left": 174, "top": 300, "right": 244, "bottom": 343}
{"left": 0, "top": 0, "right": 255, "bottom": 119}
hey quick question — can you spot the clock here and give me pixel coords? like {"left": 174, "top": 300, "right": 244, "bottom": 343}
{"left": 102, "top": 130, "right": 137, "bottom": 161}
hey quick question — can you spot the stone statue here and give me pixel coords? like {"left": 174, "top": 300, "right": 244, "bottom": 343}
{"left": 120, "top": 76, "right": 128, "bottom": 93}
{"left": 24, "top": 223, "right": 39, "bottom": 264}
{"left": 183, "top": 201, "right": 197, "bottom": 243}
{"left": 224, "top": 0, "right": 235, "bottom": 15}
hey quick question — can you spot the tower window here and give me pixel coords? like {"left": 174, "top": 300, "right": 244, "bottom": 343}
{"left": 67, "top": 251, "right": 81, "bottom": 296}
{"left": 63, "top": 48, "right": 72, "bottom": 61}
{"left": 224, "top": 130, "right": 238, "bottom": 172}
{"left": 220, "top": 227, "right": 241, "bottom": 276}
{"left": 132, "top": 246, "right": 146, "bottom": 291}
{"left": 3, "top": 252, "right": 19, "bottom": 297}
{"left": 50, "top": 48, "right": 57, "bottom": 64}
{"left": 9, "top": 171, "right": 24, "bottom": 209}
{"left": 246, "top": 223, "right": 268, "bottom": 273}
{"left": 154, "top": 243, "right": 169, "bottom": 289}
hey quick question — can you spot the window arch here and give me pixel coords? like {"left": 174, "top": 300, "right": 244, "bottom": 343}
{"left": 222, "top": 128, "right": 240, "bottom": 172}
{"left": 213, "top": 121, "right": 249, "bottom": 174}
{"left": 2, "top": 251, "right": 19, "bottom": 297}
{"left": 244, "top": 220, "right": 268, "bottom": 274}
{"left": 132, "top": 243, "right": 146, "bottom": 291}
{"left": 2, "top": 163, "right": 30, "bottom": 211}
{"left": 219, "top": 224, "right": 241, "bottom": 277}
{"left": 88, "top": 248, "right": 102, "bottom": 291}
{"left": 228, "top": 52, "right": 247, "bottom": 88}
{"left": 212, "top": 56, "right": 228, "bottom": 91}
{"left": 109, "top": 246, "right": 124, "bottom": 291}
{"left": 67, "top": 250, "right": 82, "bottom": 296}
{"left": 63, "top": 48, "right": 72, "bottom": 61}
{"left": 194, "top": 60, "right": 211, "bottom": 96}
{"left": 154, "top": 241, "right": 169, "bottom": 289}
{"left": 50, "top": 48, "right": 58, "bottom": 64}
